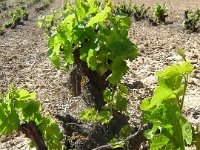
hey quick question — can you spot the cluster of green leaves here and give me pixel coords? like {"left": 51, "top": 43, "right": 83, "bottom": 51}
{"left": 48, "top": 0, "right": 137, "bottom": 84}
{"left": 0, "top": 1, "right": 7, "bottom": 12}
{"left": 112, "top": 2, "right": 169, "bottom": 25}
{"left": 112, "top": 0, "right": 134, "bottom": 17}
{"left": 0, "top": 85, "right": 64, "bottom": 149}
{"left": 112, "top": 1, "right": 150, "bottom": 21}
{"left": 103, "top": 84, "right": 129, "bottom": 113}
{"left": 80, "top": 83, "right": 129, "bottom": 124}
{"left": 2, "top": 6, "right": 28, "bottom": 29}
{"left": 62, "top": 0, "right": 72, "bottom": 11}
{"left": 132, "top": 4, "right": 150, "bottom": 21}
{"left": 140, "top": 59, "right": 196, "bottom": 149}
{"left": 27, "top": 0, "right": 40, "bottom": 7}
{"left": 80, "top": 108, "right": 113, "bottom": 125}
{"left": 153, "top": 3, "right": 168, "bottom": 23}
{"left": 0, "top": 6, "right": 28, "bottom": 34}
{"left": 16, "top": 0, "right": 26, "bottom": 7}
{"left": 38, "top": 11, "right": 62, "bottom": 38}
{"left": 35, "top": 0, "right": 53, "bottom": 12}
{"left": 183, "top": 9, "right": 200, "bottom": 32}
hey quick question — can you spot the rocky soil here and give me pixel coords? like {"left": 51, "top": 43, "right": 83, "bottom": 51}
{"left": 0, "top": 0, "right": 200, "bottom": 149}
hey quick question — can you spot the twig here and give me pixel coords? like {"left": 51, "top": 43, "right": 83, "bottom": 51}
{"left": 92, "top": 127, "right": 141, "bottom": 150}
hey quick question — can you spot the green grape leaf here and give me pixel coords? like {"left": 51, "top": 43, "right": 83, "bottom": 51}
{"left": 44, "top": 121, "right": 63, "bottom": 149}
{"left": 17, "top": 90, "right": 36, "bottom": 100}
{"left": 107, "top": 32, "right": 137, "bottom": 59}
{"left": 0, "top": 85, "right": 64, "bottom": 149}
{"left": 86, "top": 0, "right": 98, "bottom": 15}
{"left": 62, "top": 44, "right": 74, "bottom": 68}
{"left": 86, "top": 49, "right": 97, "bottom": 71}
{"left": 75, "top": 0, "right": 88, "bottom": 18}
{"left": 0, "top": 105, "right": 20, "bottom": 135}
{"left": 58, "top": 14, "right": 75, "bottom": 41}
{"left": 80, "top": 108, "right": 112, "bottom": 125}
{"left": 86, "top": 5, "right": 111, "bottom": 27}
{"left": 150, "top": 134, "right": 169, "bottom": 149}
{"left": 15, "top": 100, "right": 28, "bottom": 110}
{"left": 143, "top": 103, "right": 189, "bottom": 149}
{"left": 38, "top": 116, "right": 64, "bottom": 150}
{"left": 174, "top": 85, "right": 184, "bottom": 97}
{"left": 140, "top": 98, "right": 151, "bottom": 111}
{"left": 114, "top": 94, "right": 128, "bottom": 112}
{"left": 48, "top": 36, "right": 55, "bottom": 48}
{"left": 50, "top": 54, "right": 60, "bottom": 70}
{"left": 53, "top": 35, "right": 61, "bottom": 55}
{"left": 180, "top": 117, "right": 193, "bottom": 145}
{"left": 79, "top": 41, "right": 95, "bottom": 61}
{"left": 103, "top": 89, "right": 112, "bottom": 103}
{"left": 97, "top": 110, "right": 113, "bottom": 125}
{"left": 108, "top": 58, "right": 128, "bottom": 84}
{"left": 179, "top": 62, "right": 194, "bottom": 74}
{"left": 114, "top": 15, "right": 132, "bottom": 28}
{"left": 80, "top": 108, "right": 97, "bottom": 122}
{"left": 156, "top": 65, "right": 182, "bottom": 89}
{"left": 155, "top": 62, "right": 194, "bottom": 93}
{"left": 156, "top": 64, "right": 180, "bottom": 79}
{"left": 118, "top": 84, "right": 128, "bottom": 94}
{"left": 21, "top": 101, "right": 41, "bottom": 121}
{"left": 5, "top": 85, "right": 17, "bottom": 104}
{"left": 149, "top": 86, "right": 176, "bottom": 109}
{"left": 87, "top": 12, "right": 108, "bottom": 27}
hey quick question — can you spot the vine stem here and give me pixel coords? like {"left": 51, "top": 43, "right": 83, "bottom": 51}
{"left": 92, "top": 126, "right": 141, "bottom": 150}
{"left": 180, "top": 74, "right": 188, "bottom": 110}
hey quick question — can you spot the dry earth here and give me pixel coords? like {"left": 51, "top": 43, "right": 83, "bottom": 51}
{"left": 0, "top": 0, "right": 200, "bottom": 149}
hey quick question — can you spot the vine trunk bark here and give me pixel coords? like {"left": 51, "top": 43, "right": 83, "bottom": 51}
{"left": 19, "top": 122, "right": 47, "bottom": 150}
{"left": 70, "top": 49, "right": 129, "bottom": 135}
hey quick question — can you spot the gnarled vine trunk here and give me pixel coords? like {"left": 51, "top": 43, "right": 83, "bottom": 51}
{"left": 19, "top": 122, "right": 47, "bottom": 150}
{"left": 70, "top": 48, "right": 110, "bottom": 110}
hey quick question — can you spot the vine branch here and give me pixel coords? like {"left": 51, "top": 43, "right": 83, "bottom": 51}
{"left": 92, "top": 126, "right": 142, "bottom": 150}
{"left": 19, "top": 122, "right": 48, "bottom": 150}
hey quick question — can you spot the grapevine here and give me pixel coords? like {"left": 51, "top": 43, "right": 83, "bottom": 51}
{"left": 183, "top": 9, "right": 200, "bottom": 33}
{"left": 140, "top": 51, "right": 200, "bottom": 149}
{"left": 45, "top": 0, "right": 138, "bottom": 148}
{"left": 0, "top": 85, "right": 64, "bottom": 149}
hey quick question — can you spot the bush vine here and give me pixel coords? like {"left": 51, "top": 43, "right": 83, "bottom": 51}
{"left": 0, "top": 85, "right": 64, "bottom": 149}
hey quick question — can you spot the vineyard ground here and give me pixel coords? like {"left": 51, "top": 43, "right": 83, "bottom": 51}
{"left": 0, "top": 0, "right": 200, "bottom": 149}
